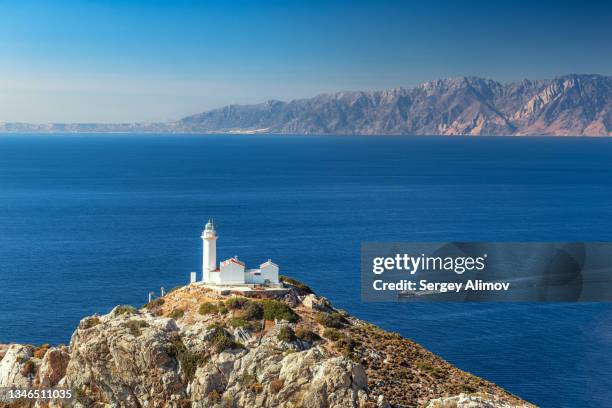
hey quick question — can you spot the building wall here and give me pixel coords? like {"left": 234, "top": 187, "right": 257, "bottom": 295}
{"left": 202, "top": 236, "right": 217, "bottom": 282}
{"left": 245, "top": 269, "right": 264, "bottom": 285}
{"left": 219, "top": 261, "right": 246, "bottom": 284}
{"left": 260, "top": 262, "right": 279, "bottom": 284}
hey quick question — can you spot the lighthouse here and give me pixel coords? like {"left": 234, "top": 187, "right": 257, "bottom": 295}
{"left": 201, "top": 219, "right": 217, "bottom": 282}
{"left": 197, "top": 220, "right": 280, "bottom": 286}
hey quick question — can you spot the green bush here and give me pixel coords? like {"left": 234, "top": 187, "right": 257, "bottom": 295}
{"left": 198, "top": 302, "right": 218, "bottom": 315}
{"left": 207, "top": 322, "right": 226, "bottom": 331}
{"left": 459, "top": 383, "right": 476, "bottom": 393}
{"left": 241, "top": 302, "right": 263, "bottom": 320}
{"left": 217, "top": 302, "right": 228, "bottom": 315}
{"left": 211, "top": 329, "right": 242, "bottom": 353}
{"left": 279, "top": 275, "right": 313, "bottom": 294}
{"left": 322, "top": 328, "right": 344, "bottom": 341}
{"left": 144, "top": 297, "right": 165, "bottom": 310}
{"left": 260, "top": 299, "right": 299, "bottom": 323}
{"left": 246, "top": 320, "right": 264, "bottom": 332}
{"left": 81, "top": 317, "right": 101, "bottom": 330}
{"left": 295, "top": 326, "right": 320, "bottom": 342}
{"left": 165, "top": 335, "right": 208, "bottom": 383}
{"left": 225, "top": 297, "right": 250, "bottom": 310}
{"left": 416, "top": 361, "right": 447, "bottom": 379}
{"left": 277, "top": 326, "right": 296, "bottom": 342}
{"left": 228, "top": 317, "right": 247, "bottom": 328}
{"left": 114, "top": 305, "right": 137, "bottom": 316}
{"left": 315, "top": 312, "right": 345, "bottom": 328}
{"left": 334, "top": 336, "right": 356, "bottom": 355}
{"left": 125, "top": 319, "right": 149, "bottom": 336}
{"left": 168, "top": 309, "right": 185, "bottom": 319}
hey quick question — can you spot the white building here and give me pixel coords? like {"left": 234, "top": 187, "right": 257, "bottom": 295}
{"left": 200, "top": 220, "right": 280, "bottom": 286}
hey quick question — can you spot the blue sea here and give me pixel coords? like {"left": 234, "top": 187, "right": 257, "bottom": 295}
{"left": 0, "top": 134, "right": 611, "bottom": 407}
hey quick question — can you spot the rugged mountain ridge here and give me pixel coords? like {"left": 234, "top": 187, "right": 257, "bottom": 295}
{"left": 1, "top": 74, "right": 610, "bottom": 136}
{"left": 177, "top": 74, "right": 612, "bottom": 136}
{"left": 0, "top": 278, "right": 534, "bottom": 407}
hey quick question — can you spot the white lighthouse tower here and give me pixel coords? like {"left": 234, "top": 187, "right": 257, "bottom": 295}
{"left": 201, "top": 219, "right": 217, "bottom": 282}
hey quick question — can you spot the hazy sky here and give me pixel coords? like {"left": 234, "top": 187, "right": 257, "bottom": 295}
{"left": 1, "top": 0, "right": 611, "bottom": 123}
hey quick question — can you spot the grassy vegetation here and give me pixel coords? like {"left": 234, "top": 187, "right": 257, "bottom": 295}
{"left": 241, "top": 301, "right": 263, "bottom": 320}
{"left": 279, "top": 275, "right": 313, "bottom": 294}
{"left": 228, "top": 317, "right": 247, "bottom": 328}
{"left": 125, "top": 319, "right": 149, "bottom": 337}
{"left": 168, "top": 309, "right": 185, "bottom": 319}
{"left": 416, "top": 361, "right": 447, "bottom": 379}
{"left": 315, "top": 311, "right": 346, "bottom": 328}
{"left": 225, "top": 296, "right": 250, "bottom": 310}
{"left": 260, "top": 299, "right": 299, "bottom": 323}
{"left": 198, "top": 302, "right": 218, "bottom": 315}
{"left": 165, "top": 335, "right": 208, "bottom": 383}
{"left": 144, "top": 297, "right": 165, "bottom": 310}
{"left": 81, "top": 316, "right": 101, "bottom": 329}
{"left": 211, "top": 328, "right": 243, "bottom": 353}
{"left": 295, "top": 325, "right": 319, "bottom": 342}
{"left": 277, "top": 326, "right": 296, "bottom": 342}
{"left": 322, "top": 328, "right": 343, "bottom": 341}
{"left": 217, "top": 302, "right": 228, "bottom": 315}
{"left": 114, "top": 305, "right": 137, "bottom": 316}
{"left": 207, "top": 322, "right": 226, "bottom": 331}
{"left": 334, "top": 336, "right": 356, "bottom": 356}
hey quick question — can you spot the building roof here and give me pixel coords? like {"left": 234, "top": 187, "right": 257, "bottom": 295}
{"left": 221, "top": 257, "right": 245, "bottom": 267}
{"left": 204, "top": 219, "right": 216, "bottom": 233}
{"left": 260, "top": 259, "right": 278, "bottom": 268}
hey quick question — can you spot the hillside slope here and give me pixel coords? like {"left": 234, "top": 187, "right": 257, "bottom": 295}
{"left": 0, "top": 279, "right": 534, "bottom": 407}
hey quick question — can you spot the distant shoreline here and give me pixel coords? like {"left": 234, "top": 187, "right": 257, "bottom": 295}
{"left": 0, "top": 131, "right": 610, "bottom": 138}
{"left": 2, "top": 73, "right": 611, "bottom": 137}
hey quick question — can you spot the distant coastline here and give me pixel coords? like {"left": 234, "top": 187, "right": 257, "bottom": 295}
{"left": 2, "top": 73, "right": 611, "bottom": 137}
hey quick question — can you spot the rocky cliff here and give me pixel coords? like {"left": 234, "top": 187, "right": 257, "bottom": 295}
{"left": 0, "top": 278, "right": 534, "bottom": 408}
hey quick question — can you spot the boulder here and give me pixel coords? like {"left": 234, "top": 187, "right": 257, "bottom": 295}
{"left": 301, "top": 294, "right": 331, "bottom": 311}
{"left": 0, "top": 344, "right": 35, "bottom": 388}
{"left": 37, "top": 346, "right": 70, "bottom": 387}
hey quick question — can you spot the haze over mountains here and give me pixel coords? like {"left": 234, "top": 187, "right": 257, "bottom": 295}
{"left": 2, "top": 74, "right": 611, "bottom": 136}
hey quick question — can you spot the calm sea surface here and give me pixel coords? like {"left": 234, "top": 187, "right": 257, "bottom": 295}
{"left": 0, "top": 134, "right": 611, "bottom": 407}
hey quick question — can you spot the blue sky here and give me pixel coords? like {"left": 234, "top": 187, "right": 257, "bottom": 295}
{"left": 1, "top": 0, "right": 611, "bottom": 122}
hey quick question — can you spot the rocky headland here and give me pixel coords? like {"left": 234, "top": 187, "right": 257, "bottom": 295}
{"left": 0, "top": 277, "right": 535, "bottom": 407}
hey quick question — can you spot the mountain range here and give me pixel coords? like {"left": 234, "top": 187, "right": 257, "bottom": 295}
{"left": 2, "top": 74, "right": 611, "bottom": 136}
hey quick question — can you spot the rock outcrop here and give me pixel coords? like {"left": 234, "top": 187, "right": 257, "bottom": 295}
{"left": 0, "top": 279, "right": 535, "bottom": 407}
